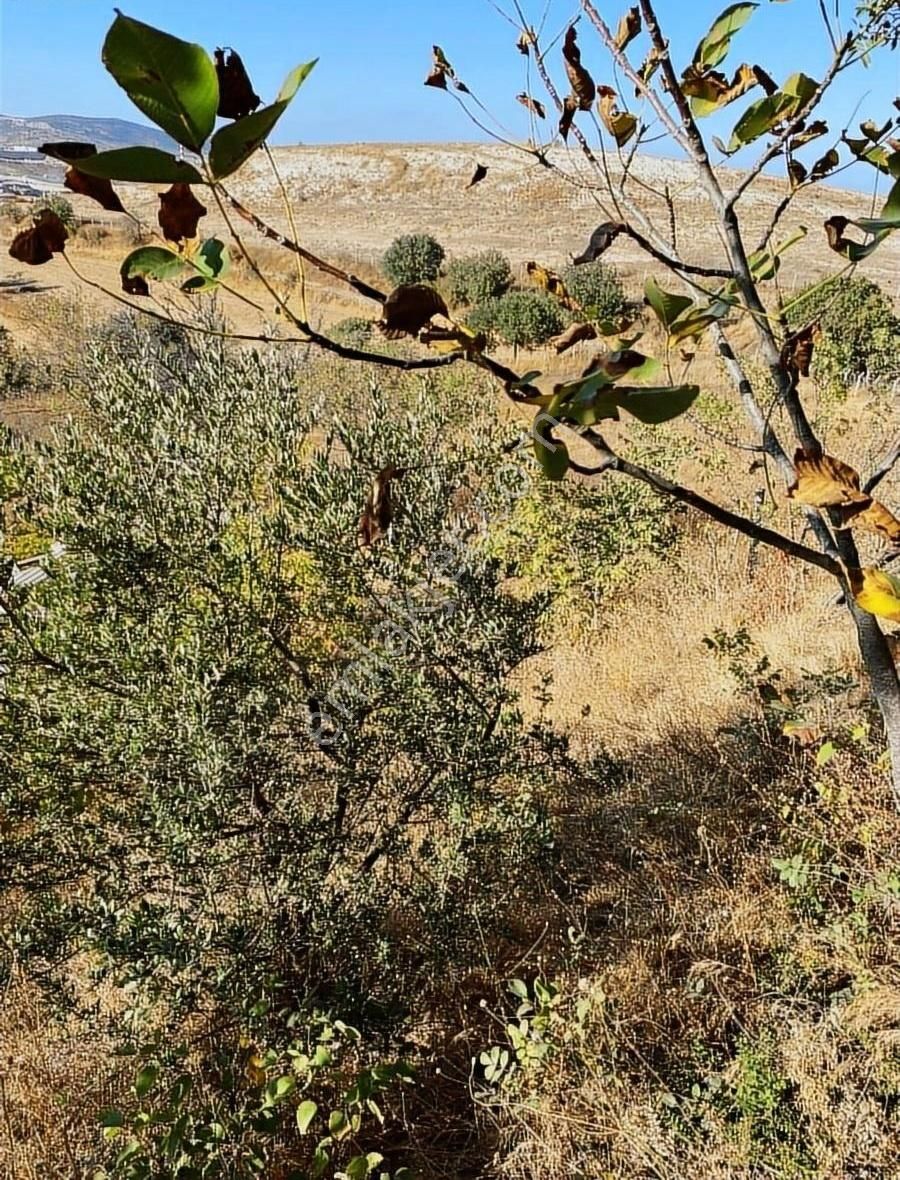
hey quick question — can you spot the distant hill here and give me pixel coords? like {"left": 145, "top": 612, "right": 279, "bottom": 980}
{"left": 0, "top": 113, "right": 176, "bottom": 153}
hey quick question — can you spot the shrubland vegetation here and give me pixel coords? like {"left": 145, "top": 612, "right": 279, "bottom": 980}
{"left": 2, "top": 2, "right": 900, "bottom": 1178}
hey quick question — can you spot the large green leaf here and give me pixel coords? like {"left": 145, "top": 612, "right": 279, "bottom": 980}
{"left": 693, "top": 3, "right": 758, "bottom": 68}
{"left": 727, "top": 71, "right": 817, "bottom": 151}
{"left": 55, "top": 146, "right": 203, "bottom": 184}
{"left": 644, "top": 277, "right": 693, "bottom": 330}
{"left": 209, "top": 60, "right": 317, "bottom": 179}
{"left": 102, "top": 12, "right": 218, "bottom": 150}
{"left": 121, "top": 246, "right": 187, "bottom": 285}
{"left": 615, "top": 384, "right": 700, "bottom": 423}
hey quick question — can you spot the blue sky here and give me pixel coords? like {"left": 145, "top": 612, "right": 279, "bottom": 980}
{"left": 0, "top": 0, "right": 897, "bottom": 184}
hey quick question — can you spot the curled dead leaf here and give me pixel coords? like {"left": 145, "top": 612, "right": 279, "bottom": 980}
{"left": 214, "top": 48, "right": 261, "bottom": 120}
{"left": 466, "top": 163, "right": 488, "bottom": 189}
{"left": 789, "top": 120, "right": 828, "bottom": 149}
{"left": 781, "top": 322, "right": 819, "bottom": 381}
{"left": 122, "top": 274, "right": 150, "bottom": 297}
{"left": 788, "top": 159, "right": 807, "bottom": 189}
{"left": 158, "top": 183, "right": 208, "bottom": 243}
{"left": 788, "top": 448, "right": 868, "bottom": 508}
{"left": 8, "top": 208, "right": 69, "bottom": 266}
{"left": 425, "top": 46, "right": 468, "bottom": 93}
{"left": 516, "top": 29, "right": 534, "bottom": 55}
{"left": 597, "top": 86, "right": 637, "bottom": 147}
{"left": 359, "top": 465, "right": 405, "bottom": 547}
{"left": 378, "top": 284, "right": 449, "bottom": 339}
{"left": 563, "top": 26, "right": 595, "bottom": 111}
{"left": 516, "top": 93, "right": 546, "bottom": 119}
{"left": 810, "top": 147, "right": 840, "bottom": 180}
{"left": 559, "top": 95, "right": 578, "bottom": 140}
{"left": 573, "top": 222, "right": 621, "bottom": 264}
{"left": 680, "top": 62, "right": 769, "bottom": 117}
{"left": 549, "top": 322, "right": 597, "bottom": 354}
{"left": 64, "top": 166, "right": 125, "bottom": 212}
{"left": 839, "top": 499, "right": 900, "bottom": 546}
{"left": 614, "top": 7, "right": 641, "bottom": 51}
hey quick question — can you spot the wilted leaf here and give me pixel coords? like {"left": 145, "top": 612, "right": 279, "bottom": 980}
{"left": 787, "top": 449, "right": 868, "bottom": 507}
{"left": 693, "top": 2, "right": 759, "bottom": 69}
{"left": 516, "top": 30, "right": 533, "bottom": 55}
{"left": 158, "top": 183, "right": 207, "bottom": 242}
{"left": 789, "top": 119, "right": 828, "bottom": 149}
{"left": 550, "top": 322, "right": 597, "bottom": 354}
{"left": 378, "top": 284, "right": 448, "bottom": 339}
{"left": 39, "top": 140, "right": 98, "bottom": 162}
{"left": 824, "top": 174, "right": 900, "bottom": 262}
{"left": 850, "top": 567, "right": 900, "bottom": 623}
{"left": 102, "top": 12, "right": 218, "bottom": 150}
{"left": 788, "top": 159, "right": 807, "bottom": 188}
{"left": 8, "top": 209, "right": 68, "bottom": 266}
{"left": 559, "top": 95, "right": 578, "bottom": 140}
{"left": 614, "top": 7, "right": 641, "bottom": 50}
{"left": 840, "top": 499, "right": 900, "bottom": 546}
{"left": 420, "top": 324, "right": 486, "bottom": 354}
{"left": 64, "top": 166, "right": 125, "bottom": 212}
{"left": 682, "top": 62, "right": 769, "bottom": 118}
{"left": 120, "top": 245, "right": 187, "bottom": 295}
{"left": 359, "top": 465, "right": 405, "bottom": 546}
{"left": 208, "top": 60, "right": 317, "bottom": 179}
{"left": 425, "top": 46, "right": 468, "bottom": 92}
{"left": 809, "top": 147, "right": 840, "bottom": 180}
{"left": 563, "top": 26, "right": 595, "bottom": 111}
{"left": 533, "top": 414, "right": 570, "bottom": 481}
{"left": 526, "top": 261, "right": 578, "bottom": 310}
{"left": 214, "top": 47, "right": 260, "bottom": 119}
{"left": 597, "top": 86, "right": 637, "bottom": 147}
{"left": 573, "top": 222, "right": 621, "bottom": 264}
{"left": 466, "top": 163, "right": 488, "bottom": 188}
{"left": 516, "top": 93, "right": 546, "bottom": 119}
{"left": 781, "top": 322, "right": 818, "bottom": 380}
{"left": 636, "top": 48, "right": 662, "bottom": 91}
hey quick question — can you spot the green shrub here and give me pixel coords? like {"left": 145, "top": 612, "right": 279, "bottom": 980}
{"left": 446, "top": 250, "right": 512, "bottom": 305}
{"left": 786, "top": 275, "right": 900, "bottom": 390}
{"left": 330, "top": 315, "right": 375, "bottom": 349}
{"left": 0, "top": 326, "right": 35, "bottom": 396}
{"left": 478, "top": 289, "right": 567, "bottom": 348}
{"left": 41, "top": 193, "right": 77, "bottom": 230}
{"left": 560, "top": 260, "right": 629, "bottom": 323}
{"left": 381, "top": 233, "right": 445, "bottom": 286}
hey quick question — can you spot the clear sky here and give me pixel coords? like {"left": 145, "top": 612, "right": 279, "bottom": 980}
{"left": 0, "top": 0, "right": 897, "bottom": 183}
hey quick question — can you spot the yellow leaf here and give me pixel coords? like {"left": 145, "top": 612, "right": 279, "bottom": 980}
{"left": 597, "top": 86, "right": 637, "bottom": 147}
{"left": 525, "top": 261, "right": 579, "bottom": 310}
{"left": 850, "top": 567, "right": 900, "bottom": 622}
{"left": 787, "top": 449, "right": 868, "bottom": 508}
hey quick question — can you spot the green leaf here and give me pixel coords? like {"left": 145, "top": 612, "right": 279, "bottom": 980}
{"left": 694, "top": 3, "right": 758, "bottom": 68}
{"left": 102, "top": 11, "right": 218, "bottom": 150}
{"left": 182, "top": 239, "right": 230, "bottom": 292}
{"left": 297, "top": 1100, "right": 318, "bottom": 1134}
{"left": 266, "top": 1074, "right": 296, "bottom": 1103}
{"left": 644, "top": 277, "right": 692, "bottom": 330}
{"left": 328, "top": 1109, "right": 350, "bottom": 1140}
{"left": 727, "top": 72, "right": 817, "bottom": 151}
{"left": 532, "top": 414, "right": 570, "bottom": 481}
{"left": 816, "top": 740, "right": 836, "bottom": 766}
{"left": 121, "top": 246, "right": 187, "bottom": 286}
{"left": 56, "top": 146, "right": 203, "bottom": 184}
{"left": 209, "top": 60, "right": 317, "bottom": 178}
{"left": 507, "top": 978, "right": 529, "bottom": 1000}
{"left": 100, "top": 1108, "right": 125, "bottom": 1129}
{"left": 345, "top": 1154, "right": 384, "bottom": 1180}
{"left": 134, "top": 1063, "right": 159, "bottom": 1098}
{"left": 614, "top": 384, "right": 700, "bottom": 424}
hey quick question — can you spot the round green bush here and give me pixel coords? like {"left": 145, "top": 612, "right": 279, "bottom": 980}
{"left": 41, "top": 194, "right": 77, "bottom": 230}
{"left": 445, "top": 250, "right": 513, "bottom": 306}
{"left": 381, "top": 233, "right": 445, "bottom": 286}
{"left": 474, "top": 290, "right": 567, "bottom": 348}
{"left": 560, "top": 260, "right": 628, "bottom": 323}
{"left": 786, "top": 276, "right": 900, "bottom": 389}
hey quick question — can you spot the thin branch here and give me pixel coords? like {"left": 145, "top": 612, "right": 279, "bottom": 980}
{"left": 578, "top": 434, "right": 842, "bottom": 577}
{"left": 865, "top": 439, "right": 900, "bottom": 496}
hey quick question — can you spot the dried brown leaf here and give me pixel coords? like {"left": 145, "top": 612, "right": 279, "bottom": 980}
{"left": 573, "top": 222, "right": 621, "bottom": 264}
{"left": 517, "top": 92, "right": 546, "bottom": 119}
{"left": 788, "top": 449, "right": 868, "bottom": 507}
{"left": 8, "top": 208, "right": 68, "bottom": 266}
{"left": 378, "top": 284, "right": 449, "bottom": 339}
{"left": 64, "top": 166, "right": 125, "bottom": 212}
{"left": 614, "top": 7, "right": 642, "bottom": 50}
{"left": 563, "top": 26, "right": 595, "bottom": 111}
{"left": 122, "top": 274, "right": 150, "bottom": 297}
{"left": 559, "top": 95, "right": 578, "bottom": 140}
{"left": 788, "top": 159, "right": 807, "bottom": 189}
{"left": 597, "top": 85, "right": 637, "bottom": 147}
{"left": 550, "top": 322, "right": 597, "bottom": 354}
{"left": 466, "top": 163, "right": 488, "bottom": 189}
{"left": 840, "top": 499, "right": 900, "bottom": 545}
{"left": 214, "top": 48, "right": 261, "bottom": 120}
{"left": 359, "top": 465, "right": 405, "bottom": 547}
{"left": 781, "top": 322, "right": 819, "bottom": 380}
{"left": 158, "top": 183, "right": 208, "bottom": 243}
